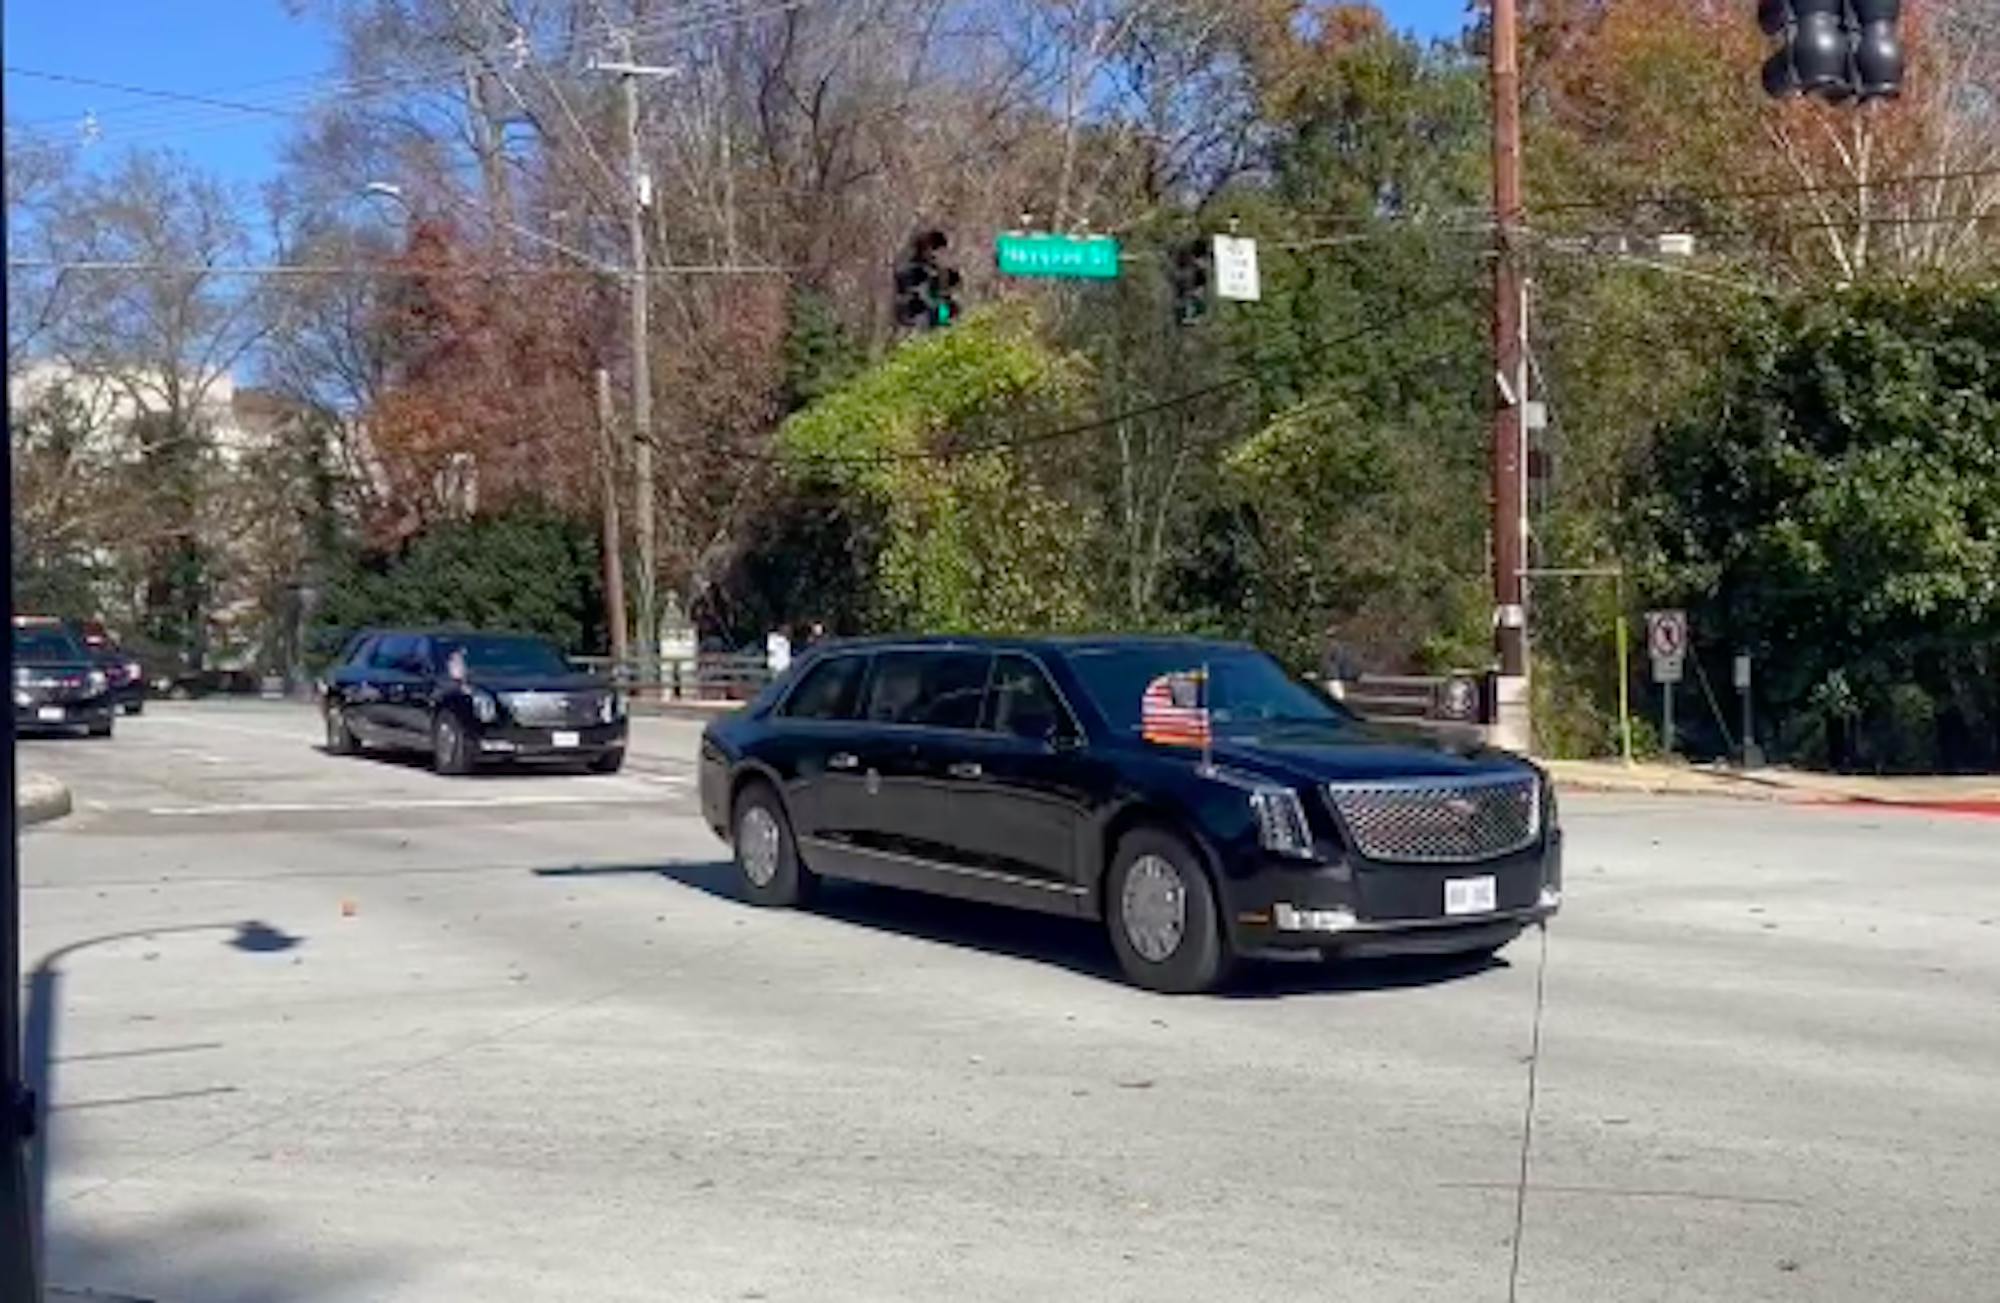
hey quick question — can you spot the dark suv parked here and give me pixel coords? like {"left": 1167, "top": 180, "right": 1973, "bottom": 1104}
{"left": 321, "top": 629, "right": 627, "bottom": 775}
{"left": 12, "top": 619, "right": 117, "bottom": 737}
{"left": 700, "top": 636, "right": 1560, "bottom": 993}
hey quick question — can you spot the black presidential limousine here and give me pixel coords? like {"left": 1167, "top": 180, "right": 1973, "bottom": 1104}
{"left": 700, "top": 636, "right": 1561, "bottom": 993}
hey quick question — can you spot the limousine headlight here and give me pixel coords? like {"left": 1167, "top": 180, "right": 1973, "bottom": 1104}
{"left": 1249, "top": 787, "right": 1315, "bottom": 859}
{"left": 469, "top": 687, "right": 500, "bottom": 724}
{"left": 87, "top": 669, "right": 107, "bottom": 694}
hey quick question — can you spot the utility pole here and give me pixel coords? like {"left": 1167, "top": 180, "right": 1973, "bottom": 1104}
{"left": 1488, "top": 0, "right": 1532, "bottom": 752}
{"left": 595, "top": 368, "right": 630, "bottom": 667}
{"left": 593, "top": 41, "right": 679, "bottom": 695}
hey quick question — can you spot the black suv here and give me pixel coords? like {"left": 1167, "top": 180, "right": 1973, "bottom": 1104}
{"left": 699, "top": 636, "right": 1560, "bottom": 993}
{"left": 13, "top": 619, "right": 117, "bottom": 737}
{"left": 321, "top": 629, "right": 627, "bottom": 775}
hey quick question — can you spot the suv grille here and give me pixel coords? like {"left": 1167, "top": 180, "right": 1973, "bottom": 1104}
{"left": 503, "top": 690, "right": 600, "bottom": 727}
{"left": 1325, "top": 774, "right": 1541, "bottom": 863}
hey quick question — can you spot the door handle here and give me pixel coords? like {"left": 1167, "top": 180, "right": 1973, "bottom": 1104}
{"left": 827, "top": 752, "right": 859, "bottom": 771}
{"left": 946, "top": 761, "right": 983, "bottom": 779}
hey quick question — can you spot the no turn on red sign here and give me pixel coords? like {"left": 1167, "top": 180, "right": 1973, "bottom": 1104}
{"left": 1646, "top": 609, "right": 1688, "bottom": 683}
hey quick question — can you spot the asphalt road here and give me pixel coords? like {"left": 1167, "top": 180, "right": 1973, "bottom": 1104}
{"left": 17, "top": 702, "right": 2000, "bottom": 1302}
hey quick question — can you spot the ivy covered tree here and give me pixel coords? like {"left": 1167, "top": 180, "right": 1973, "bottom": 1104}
{"left": 1631, "top": 284, "right": 2000, "bottom": 771}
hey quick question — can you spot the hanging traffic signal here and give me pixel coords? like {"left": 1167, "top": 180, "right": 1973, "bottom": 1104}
{"left": 893, "top": 229, "right": 960, "bottom": 330}
{"left": 1850, "top": 0, "right": 1905, "bottom": 99}
{"left": 1170, "top": 237, "right": 1211, "bottom": 326}
{"left": 1760, "top": 0, "right": 1902, "bottom": 102}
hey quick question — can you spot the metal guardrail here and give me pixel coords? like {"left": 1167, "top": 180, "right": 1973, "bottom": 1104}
{"left": 571, "top": 652, "right": 774, "bottom": 702}
{"left": 1331, "top": 672, "right": 1488, "bottom": 733}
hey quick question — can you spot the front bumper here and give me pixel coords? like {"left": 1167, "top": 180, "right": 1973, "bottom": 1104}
{"left": 473, "top": 718, "right": 627, "bottom": 760}
{"left": 14, "top": 690, "right": 116, "bottom": 730}
{"left": 1223, "top": 832, "right": 1563, "bottom": 957}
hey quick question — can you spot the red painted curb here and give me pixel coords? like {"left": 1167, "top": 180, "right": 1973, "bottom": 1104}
{"left": 1839, "top": 798, "right": 2000, "bottom": 818}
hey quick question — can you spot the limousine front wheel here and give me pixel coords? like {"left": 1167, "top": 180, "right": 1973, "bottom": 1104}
{"left": 1106, "top": 828, "right": 1231, "bottom": 995}
{"left": 733, "top": 781, "right": 814, "bottom": 908}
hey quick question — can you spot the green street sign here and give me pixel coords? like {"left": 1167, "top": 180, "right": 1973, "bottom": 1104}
{"left": 994, "top": 233, "right": 1121, "bottom": 280}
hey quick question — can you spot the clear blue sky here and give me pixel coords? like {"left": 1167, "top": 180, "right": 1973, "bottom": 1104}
{"left": 4, "top": 0, "right": 1472, "bottom": 187}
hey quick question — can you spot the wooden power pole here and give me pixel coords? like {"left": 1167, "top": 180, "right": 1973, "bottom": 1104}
{"left": 1488, "top": 0, "right": 1532, "bottom": 750}
{"left": 595, "top": 368, "right": 630, "bottom": 666}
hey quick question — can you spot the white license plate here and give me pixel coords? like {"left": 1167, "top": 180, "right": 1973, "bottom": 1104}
{"left": 36, "top": 706, "right": 65, "bottom": 723}
{"left": 1444, "top": 875, "right": 1497, "bottom": 916}
{"left": 551, "top": 730, "right": 580, "bottom": 749}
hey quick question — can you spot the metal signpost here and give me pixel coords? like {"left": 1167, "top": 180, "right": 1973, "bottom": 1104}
{"left": 1646, "top": 609, "right": 1688, "bottom": 754}
{"left": 993, "top": 233, "right": 1121, "bottom": 279}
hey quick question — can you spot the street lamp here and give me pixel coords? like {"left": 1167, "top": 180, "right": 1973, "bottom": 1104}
{"left": 359, "top": 181, "right": 622, "bottom": 276}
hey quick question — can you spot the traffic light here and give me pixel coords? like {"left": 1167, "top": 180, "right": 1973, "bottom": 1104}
{"left": 893, "top": 229, "right": 960, "bottom": 330}
{"left": 1760, "top": 0, "right": 1902, "bottom": 102}
{"left": 1170, "top": 237, "right": 1210, "bottom": 326}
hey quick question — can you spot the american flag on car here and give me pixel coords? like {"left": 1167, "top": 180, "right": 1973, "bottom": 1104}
{"left": 1141, "top": 669, "right": 1210, "bottom": 748}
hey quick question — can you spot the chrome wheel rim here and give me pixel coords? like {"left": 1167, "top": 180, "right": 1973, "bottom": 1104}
{"left": 1121, "top": 854, "right": 1187, "bottom": 963}
{"left": 326, "top": 709, "right": 343, "bottom": 747}
{"left": 738, "top": 804, "right": 781, "bottom": 887}
{"left": 436, "top": 717, "right": 458, "bottom": 766}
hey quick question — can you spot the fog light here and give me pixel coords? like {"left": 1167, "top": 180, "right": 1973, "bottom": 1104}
{"left": 1274, "top": 903, "right": 1358, "bottom": 933}
{"left": 480, "top": 738, "right": 518, "bottom": 752}
{"left": 12, "top": 691, "right": 29, "bottom": 708}
{"left": 1538, "top": 887, "right": 1563, "bottom": 910}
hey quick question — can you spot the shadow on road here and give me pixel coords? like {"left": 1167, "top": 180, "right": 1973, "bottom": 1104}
{"left": 47, "top": 1203, "right": 402, "bottom": 1303}
{"left": 533, "top": 860, "right": 1506, "bottom": 997}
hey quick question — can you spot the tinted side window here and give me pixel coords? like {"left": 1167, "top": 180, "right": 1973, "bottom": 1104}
{"left": 864, "top": 651, "right": 991, "bottom": 729}
{"left": 782, "top": 655, "right": 866, "bottom": 720}
{"left": 371, "top": 635, "right": 414, "bottom": 671}
{"left": 344, "top": 635, "right": 378, "bottom": 668}
{"left": 984, "top": 655, "right": 1073, "bottom": 741}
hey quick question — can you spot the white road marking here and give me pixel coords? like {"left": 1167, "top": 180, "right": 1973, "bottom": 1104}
{"left": 143, "top": 785, "right": 687, "bottom": 817}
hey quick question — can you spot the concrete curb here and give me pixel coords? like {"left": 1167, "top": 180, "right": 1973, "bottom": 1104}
{"left": 18, "top": 772, "right": 74, "bottom": 826}
{"left": 1547, "top": 764, "right": 2000, "bottom": 812}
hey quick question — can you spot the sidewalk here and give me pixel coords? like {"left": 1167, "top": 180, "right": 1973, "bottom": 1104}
{"left": 1546, "top": 759, "right": 2000, "bottom": 811}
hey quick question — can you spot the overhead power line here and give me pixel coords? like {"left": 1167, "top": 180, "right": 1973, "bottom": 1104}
{"left": 6, "top": 0, "right": 819, "bottom": 145}
{"left": 0, "top": 66, "right": 297, "bottom": 119}
{"left": 1532, "top": 164, "right": 2000, "bottom": 218}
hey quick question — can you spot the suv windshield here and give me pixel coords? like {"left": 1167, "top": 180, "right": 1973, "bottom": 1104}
{"left": 435, "top": 634, "right": 569, "bottom": 676}
{"left": 1067, "top": 646, "right": 1352, "bottom": 737}
{"left": 14, "top": 627, "right": 84, "bottom": 661}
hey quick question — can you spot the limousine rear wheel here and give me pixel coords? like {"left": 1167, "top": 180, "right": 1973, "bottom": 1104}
{"left": 1106, "top": 828, "right": 1231, "bottom": 995}
{"left": 734, "top": 781, "right": 814, "bottom": 907}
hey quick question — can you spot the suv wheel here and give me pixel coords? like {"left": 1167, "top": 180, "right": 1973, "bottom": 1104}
{"left": 1105, "top": 827, "right": 1231, "bottom": 994}
{"left": 431, "top": 711, "right": 476, "bottom": 776}
{"left": 325, "top": 705, "right": 359, "bottom": 755}
{"left": 733, "top": 781, "right": 814, "bottom": 907}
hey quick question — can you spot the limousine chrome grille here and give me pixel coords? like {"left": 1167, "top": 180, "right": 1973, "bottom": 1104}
{"left": 502, "top": 690, "right": 601, "bottom": 728}
{"left": 1324, "top": 773, "right": 1541, "bottom": 863}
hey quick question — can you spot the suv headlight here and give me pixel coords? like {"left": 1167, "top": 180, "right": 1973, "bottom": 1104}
{"left": 87, "top": 669, "right": 107, "bottom": 694}
{"left": 469, "top": 687, "right": 499, "bottom": 724}
{"left": 1249, "top": 787, "right": 1314, "bottom": 858}
{"left": 598, "top": 691, "right": 625, "bottom": 724}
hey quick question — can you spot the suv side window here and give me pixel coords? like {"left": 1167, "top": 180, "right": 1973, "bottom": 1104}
{"left": 983, "top": 654, "right": 1075, "bottom": 742}
{"left": 371, "top": 634, "right": 414, "bottom": 672}
{"left": 782, "top": 655, "right": 866, "bottom": 721}
{"left": 342, "top": 634, "right": 377, "bottom": 668}
{"left": 864, "top": 650, "right": 992, "bottom": 730}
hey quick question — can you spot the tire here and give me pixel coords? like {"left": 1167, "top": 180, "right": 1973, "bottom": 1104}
{"left": 1105, "top": 827, "right": 1232, "bottom": 994}
{"left": 122, "top": 700, "right": 144, "bottom": 716}
{"left": 325, "top": 705, "right": 360, "bottom": 756}
{"left": 589, "top": 749, "right": 626, "bottom": 774}
{"left": 732, "top": 780, "right": 814, "bottom": 907}
{"left": 87, "top": 717, "right": 115, "bottom": 739}
{"left": 431, "top": 710, "right": 477, "bottom": 776}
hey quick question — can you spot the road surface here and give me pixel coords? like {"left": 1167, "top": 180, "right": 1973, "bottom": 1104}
{"left": 18, "top": 701, "right": 2000, "bottom": 1302}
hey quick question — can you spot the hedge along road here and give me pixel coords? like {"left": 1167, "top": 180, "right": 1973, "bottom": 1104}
{"left": 14, "top": 699, "right": 2000, "bottom": 1302}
